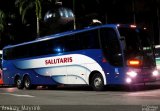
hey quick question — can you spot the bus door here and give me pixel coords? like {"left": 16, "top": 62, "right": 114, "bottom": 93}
{"left": 100, "top": 28, "right": 124, "bottom": 84}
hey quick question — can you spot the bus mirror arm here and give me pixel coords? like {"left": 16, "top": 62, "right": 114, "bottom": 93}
{"left": 120, "top": 36, "right": 125, "bottom": 41}
{"left": 120, "top": 36, "right": 126, "bottom": 50}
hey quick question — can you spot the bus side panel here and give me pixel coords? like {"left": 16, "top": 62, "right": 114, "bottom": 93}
{"left": 84, "top": 50, "right": 125, "bottom": 85}
{"left": 85, "top": 50, "right": 125, "bottom": 85}
{"left": 3, "top": 60, "right": 58, "bottom": 85}
{"left": 11, "top": 50, "right": 106, "bottom": 85}
{"left": 2, "top": 50, "right": 126, "bottom": 86}
{"left": 100, "top": 63, "right": 126, "bottom": 85}
{"left": 34, "top": 66, "right": 67, "bottom": 85}
{"left": 2, "top": 60, "right": 16, "bottom": 85}
{"left": 26, "top": 70, "right": 58, "bottom": 85}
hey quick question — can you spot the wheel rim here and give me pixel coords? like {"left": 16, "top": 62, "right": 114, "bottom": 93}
{"left": 25, "top": 78, "right": 30, "bottom": 88}
{"left": 17, "top": 79, "right": 21, "bottom": 87}
{"left": 94, "top": 77, "right": 102, "bottom": 88}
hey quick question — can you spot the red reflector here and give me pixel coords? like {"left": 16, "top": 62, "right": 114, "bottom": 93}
{"left": 102, "top": 58, "right": 107, "bottom": 62}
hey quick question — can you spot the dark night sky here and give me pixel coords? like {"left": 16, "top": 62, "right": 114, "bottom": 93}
{"left": 0, "top": 0, "right": 160, "bottom": 48}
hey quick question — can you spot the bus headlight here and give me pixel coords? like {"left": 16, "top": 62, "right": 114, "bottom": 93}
{"left": 152, "top": 70, "right": 159, "bottom": 77}
{"left": 126, "top": 71, "right": 137, "bottom": 78}
{"left": 126, "top": 77, "right": 132, "bottom": 84}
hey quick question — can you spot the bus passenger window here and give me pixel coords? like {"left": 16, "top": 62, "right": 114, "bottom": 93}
{"left": 52, "top": 38, "right": 65, "bottom": 54}
{"left": 77, "top": 29, "right": 100, "bottom": 49}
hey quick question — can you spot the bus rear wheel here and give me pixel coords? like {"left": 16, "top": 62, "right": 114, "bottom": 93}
{"left": 91, "top": 73, "right": 104, "bottom": 91}
{"left": 24, "top": 76, "right": 35, "bottom": 90}
{"left": 15, "top": 77, "right": 24, "bottom": 89}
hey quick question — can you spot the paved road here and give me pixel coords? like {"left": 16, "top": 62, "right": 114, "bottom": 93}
{"left": 0, "top": 83, "right": 160, "bottom": 111}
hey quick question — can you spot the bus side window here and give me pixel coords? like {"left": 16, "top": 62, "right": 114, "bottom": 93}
{"left": 52, "top": 38, "right": 65, "bottom": 54}
{"left": 13, "top": 45, "right": 29, "bottom": 59}
{"left": 3, "top": 50, "right": 7, "bottom": 60}
{"left": 3, "top": 48, "right": 13, "bottom": 60}
{"left": 64, "top": 34, "right": 81, "bottom": 52}
{"left": 34, "top": 40, "right": 57, "bottom": 56}
{"left": 78, "top": 29, "right": 100, "bottom": 49}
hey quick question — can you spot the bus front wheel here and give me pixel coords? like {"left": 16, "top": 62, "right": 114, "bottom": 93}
{"left": 91, "top": 73, "right": 104, "bottom": 91}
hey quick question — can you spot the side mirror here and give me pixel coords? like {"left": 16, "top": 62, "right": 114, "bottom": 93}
{"left": 120, "top": 36, "right": 125, "bottom": 41}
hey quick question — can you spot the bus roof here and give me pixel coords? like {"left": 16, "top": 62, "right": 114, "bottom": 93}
{"left": 3, "top": 24, "right": 119, "bottom": 49}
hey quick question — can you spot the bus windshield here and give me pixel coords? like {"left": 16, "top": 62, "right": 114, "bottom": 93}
{"left": 118, "top": 27, "right": 155, "bottom": 67}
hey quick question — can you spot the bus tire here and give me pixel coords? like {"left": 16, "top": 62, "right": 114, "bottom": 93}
{"left": 91, "top": 73, "right": 104, "bottom": 91}
{"left": 15, "top": 77, "right": 24, "bottom": 89}
{"left": 24, "top": 76, "right": 34, "bottom": 90}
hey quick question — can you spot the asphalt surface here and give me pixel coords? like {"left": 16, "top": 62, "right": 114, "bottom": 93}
{"left": 0, "top": 83, "right": 160, "bottom": 111}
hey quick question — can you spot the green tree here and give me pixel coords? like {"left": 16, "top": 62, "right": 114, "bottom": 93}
{"left": 15, "top": 0, "right": 50, "bottom": 37}
{"left": 0, "top": 10, "right": 6, "bottom": 32}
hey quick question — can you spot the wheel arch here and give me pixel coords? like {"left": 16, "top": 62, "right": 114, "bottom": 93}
{"left": 14, "top": 74, "right": 21, "bottom": 84}
{"left": 89, "top": 70, "right": 107, "bottom": 85}
{"left": 14, "top": 73, "right": 30, "bottom": 84}
{"left": 22, "top": 73, "right": 30, "bottom": 81}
